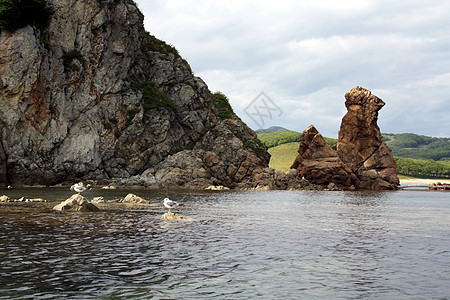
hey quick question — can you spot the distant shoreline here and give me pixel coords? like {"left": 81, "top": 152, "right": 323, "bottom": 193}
{"left": 400, "top": 178, "right": 450, "bottom": 185}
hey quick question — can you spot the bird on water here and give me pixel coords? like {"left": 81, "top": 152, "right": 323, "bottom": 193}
{"left": 163, "top": 198, "right": 179, "bottom": 213}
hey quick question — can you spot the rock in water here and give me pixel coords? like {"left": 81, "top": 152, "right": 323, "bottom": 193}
{"left": 292, "top": 87, "right": 399, "bottom": 190}
{"left": 291, "top": 125, "right": 355, "bottom": 189}
{"left": 161, "top": 212, "right": 193, "bottom": 220}
{"left": 121, "top": 194, "right": 149, "bottom": 204}
{"left": 338, "top": 87, "right": 399, "bottom": 190}
{"left": 53, "top": 194, "right": 100, "bottom": 212}
{"left": 0, "top": 0, "right": 269, "bottom": 189}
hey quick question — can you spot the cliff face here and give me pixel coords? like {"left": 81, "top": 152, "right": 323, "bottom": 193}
{"left": 0, "top": 0, "right": 269, "bottom": 187}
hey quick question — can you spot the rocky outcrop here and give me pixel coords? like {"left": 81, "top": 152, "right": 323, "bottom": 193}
{"left": 292, "top": 87, "right": 399, "bottom": 190}
{"left": 53, "top": 194, "right": 100, "bottom": 212}
{"left": 291, "top": 125, "right": 355, "bottom": 189}
{"left": 0, "top": 0, "right": 269, "bottom": 189}
{"left": 121, "top": 193, "right": 149, "bottom": 204}
{"left": 338, "top": 87, "right": 399, "bottom": 190}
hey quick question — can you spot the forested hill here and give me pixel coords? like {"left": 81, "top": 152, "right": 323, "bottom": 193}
{"left": 383, "top": 133, "right": 450, "bottom": 161}
{"left": 256, "top": 129, "right": 450, "bottom": 178}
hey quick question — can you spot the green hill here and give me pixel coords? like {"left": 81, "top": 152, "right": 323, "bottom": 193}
{"left": 384, "top": 133, "right": 450, "bottom": 161}
{"left": 267, "top": 142, "right": 299, "bottom": 173}
{"left": 258, "top": 130, "right": 450, "bottom": 179}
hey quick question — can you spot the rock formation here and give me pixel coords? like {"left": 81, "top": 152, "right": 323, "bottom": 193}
{"left": 53, "top": 194, "right": 100, "bottom": 212}
{"left": 291, "top": 125, "right": 355, "bottom": 189}
{"left": 338, "top": 86, "right": 399, "bottom": 190}
{"left": 0, "top": 0, "right": 269, "bottom": 188}
{"left": 121, "top": 193, "right": 149, "bottom": 204}
{"left": 291, "top": 87, "right": 399, "bottom": 190}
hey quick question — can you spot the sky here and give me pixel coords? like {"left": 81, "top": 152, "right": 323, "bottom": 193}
{"left": 135, "top": 0, "right": 450, "bottom": 138}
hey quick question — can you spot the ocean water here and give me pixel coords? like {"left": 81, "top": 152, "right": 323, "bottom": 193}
{"left": 0, "top": 189, "right": 449, "bottom": 299}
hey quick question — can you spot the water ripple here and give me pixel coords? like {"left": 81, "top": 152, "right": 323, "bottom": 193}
{"left": 0, "top": 190, "right": 449, "bottom": 299}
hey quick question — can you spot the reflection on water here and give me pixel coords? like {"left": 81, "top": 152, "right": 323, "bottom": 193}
{"left": 0, "top": 189, "right": 449, "bottom": 299}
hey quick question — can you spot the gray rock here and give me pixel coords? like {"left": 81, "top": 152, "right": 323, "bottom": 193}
{"left": 0, "top": 0, "right": 270, "bottom": 189}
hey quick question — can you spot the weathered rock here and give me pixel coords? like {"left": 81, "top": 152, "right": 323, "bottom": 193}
{"left": 338, "top": 87, "right": 399, "bottom": 190}
{"left": 291, "top": 125, "right": 355, "bottom": 188}
{"left": 53, "top": 194, "right": 100, "bottom": 212}
{"left": 205, "top": 185, "right": 230, "bottom": 191}
{"left": 0, "top": 0, "right": 270, "bottom": 189}
{"left": 91, "top": 196, "right": 105, "bottom": 204}
{"left": 161, "top": 212, "right": 193, "bottom": 220}
{"left": 17, "top": 197, "right": 47, "bottom": 202}
{"left": 291, "top": 87, "right": 399, "bottom": 190}
{"left": 121, "top": 193, "right": 149, "bottom": 204}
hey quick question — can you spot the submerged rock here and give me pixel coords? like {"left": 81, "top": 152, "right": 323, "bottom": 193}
{"left": 161, "top": 212, "right": 193, "bottom": 220}
{"left": 53, "top": 194, "right": 100, "bottom": 212}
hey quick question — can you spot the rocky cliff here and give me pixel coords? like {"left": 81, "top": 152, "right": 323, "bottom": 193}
{"left": 0, "top": 0, "right": 270, "bottom": 188}
{"left": 291, "top": 87, "right": 399, "bottom": 190}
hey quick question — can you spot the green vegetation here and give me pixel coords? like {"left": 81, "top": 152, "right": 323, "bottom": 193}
{"left": 267, "top": 142, "right": 299, "bottom": 173}
{"left": 143, "top": 31, "right": 180, "bottom": 58}
{"left": 395, "top": 157, "right": 450, "bottom": 179}
{"left": 0, "top": 0, "right": 53, "bottom": 32}
{"left": 62, "top": 50, "right": 84, "bottom": 72}
{"left": 384, "top": 133, "right": 450, "bottom": 161}
{"left": 231, "top": 128, "right": 266, "bottom": 157}
{"left": 256, "top": 130, "right": 337, "bottom": 150}
{"left": 131, "top": 79, "right": 177, "bottom": 112}
{"left": 258, "top": 129, "right": 450, "bottom": 178}
{"left": 256, "top": 130, "right": 301, "bottom": 148}
{"left": 211, "top": 92, "right": 240, "bottom": 121}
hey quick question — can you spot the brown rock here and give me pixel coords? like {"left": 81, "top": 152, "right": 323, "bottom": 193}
{"left": 338, "top": 86, "right": 399, "bottom": 190}
{"left": 291, "top": 87, "right": 399, "bottom": 190}
{"left": 121, "top": 193, "right": 149, "bottom": 204}
{"left": 291, "top": 125, "right": 354, "bottom": 188}
{"left": 53, "top": 194, "right": 100, "bottom": 212}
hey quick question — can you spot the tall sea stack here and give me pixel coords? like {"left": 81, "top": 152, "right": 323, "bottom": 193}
{"left": 292, "top": 86, "right": 399, "bottom": 190}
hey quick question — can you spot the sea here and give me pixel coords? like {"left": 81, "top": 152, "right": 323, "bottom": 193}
{"left": 0, "top": 188, "right": 449, "bottom": 299}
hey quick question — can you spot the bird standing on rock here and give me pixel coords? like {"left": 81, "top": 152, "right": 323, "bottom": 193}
{"left": 163, "top": 198, "right": 179, "bottom": 213}
{"left": 73, "top": 182, "right": 87, "bottom": 194}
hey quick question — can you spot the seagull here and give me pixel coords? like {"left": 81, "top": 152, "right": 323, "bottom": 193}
{"left": 73, "top": 182, "right": 87, "bottom": 194}
{"left": 163, "top": 197, "right": 179, "bottom": 213}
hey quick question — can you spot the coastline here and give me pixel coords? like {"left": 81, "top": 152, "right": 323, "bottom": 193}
{"left": 400, "top": 178, "right": 450, "bottom": 185}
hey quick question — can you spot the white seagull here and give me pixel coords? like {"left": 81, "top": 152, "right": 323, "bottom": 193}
{"left": 163, "top": 198, "right": 179, "bottom": 213}
{"left": 73, "top": 182, "right": 87, "bottom": 194}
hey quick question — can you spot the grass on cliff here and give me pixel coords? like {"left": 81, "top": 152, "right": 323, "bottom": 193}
{"left": 0, "top": 0, "right": 53, "bottom": 32}
{"left": 131, "top": 79, "right": 177, "bottom": 112}
{"left": 143, "top": 31, "right": 180, "bottom": 58}
{"left": 211, "top": 92, "right": 241, "bottom": 121}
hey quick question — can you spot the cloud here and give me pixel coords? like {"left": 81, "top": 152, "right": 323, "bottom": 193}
{"left": 135, "top": 0, "right": 450, "bottom": 137}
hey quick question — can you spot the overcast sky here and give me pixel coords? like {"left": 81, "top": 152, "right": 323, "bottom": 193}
{"left": 135, "top": 0, "right": 450, "bottom": 138}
